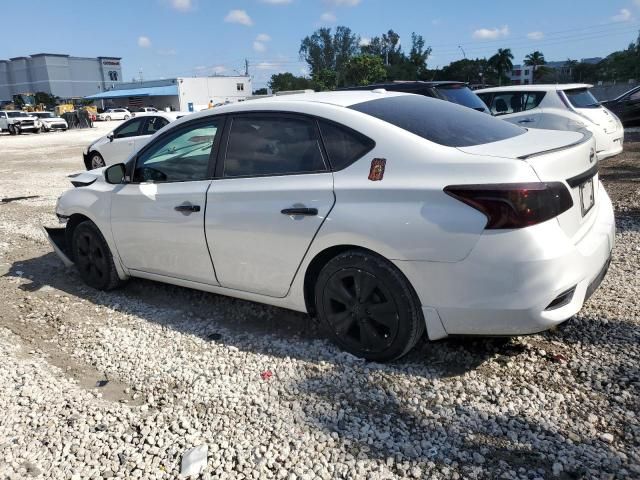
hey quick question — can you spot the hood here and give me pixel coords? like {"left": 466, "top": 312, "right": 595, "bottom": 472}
{"left": 457, "top": 128, "right": 586, "bottom": 160}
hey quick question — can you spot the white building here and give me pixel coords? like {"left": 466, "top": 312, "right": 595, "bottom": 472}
{"left": 85, "top": 76, "right": 251, "bottom": 111}
{"left": 508, "top": 65, "right": 534, "bottom": 85}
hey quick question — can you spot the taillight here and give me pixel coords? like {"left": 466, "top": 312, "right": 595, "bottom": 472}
{"left": 444, "top": 182, "right": 573, "bottom": 229}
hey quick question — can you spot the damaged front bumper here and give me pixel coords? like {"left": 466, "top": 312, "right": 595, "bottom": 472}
{"left": 42, "top": 226, "right": 74, "bottom": 267}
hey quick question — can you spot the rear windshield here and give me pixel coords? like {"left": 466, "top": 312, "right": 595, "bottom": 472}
{"left": 349, "top": 95, "right": 525, "bottom": 147}
{"left": 434, "top": 84, "right": 489, "bottom": 112}
{"left": 564, "top": 88, "right": 600, "bottom": 109}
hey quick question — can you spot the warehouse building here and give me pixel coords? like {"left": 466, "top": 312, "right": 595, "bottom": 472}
{"left": 84, "top": 76, "right": 252, "bottom": 112}
{"left": 0, "top": 53, "right": 122, "bottom": 101}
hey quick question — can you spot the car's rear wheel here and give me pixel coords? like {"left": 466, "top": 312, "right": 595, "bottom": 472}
{"left": 90, "top": 152, "right": 105, "bottom": 169}
{"left": 124, "top": 115, "right": 130, "bottom": 120}
{"left": 71, "top": 221, "right": 123, "bottom": 290}
{"left": 315, "top": 250, "right": 424, "bottom": 362}
{"left": 105, "top": 116, "right": 111, "bottom": 121}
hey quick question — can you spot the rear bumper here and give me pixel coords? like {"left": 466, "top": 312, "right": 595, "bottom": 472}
{"left": 594, "top": 128, "right": 624, "bottom": 160}
{"left": 395, "top": 183, "right": 615, "bottom": 339}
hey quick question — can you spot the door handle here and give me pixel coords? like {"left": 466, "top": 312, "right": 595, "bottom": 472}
{"left": 518, "top": 118, "right": 534, "bottom": 123}
{"left": 174, "top": 203, "right": 201, "bottom": 214}
{"left": 281, "top": 207, "right": 318, "bottom": 216}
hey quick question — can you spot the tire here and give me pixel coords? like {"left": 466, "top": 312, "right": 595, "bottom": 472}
{"left": 89, "top": 152, "right": 105, "bottom": 169}
{"left": 123, "top": 115, "right": 130, "bottom": 120}
{"left": 105, "top": 116, "right": 111, "bottom": 121}
{"left": 8, "top": 125, "right": 17, "bottom": 135}
{"left": 315, "top": 250, "right": 425, "bottom": 362}
{"left": 34, "top": 128, "right": 41, "bottom": 134}
{"left": 71, "top": 221, "right": 123, "bottom": 290}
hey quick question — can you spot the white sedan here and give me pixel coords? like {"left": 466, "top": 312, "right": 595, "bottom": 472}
{"left": 83, "top": 112, "right": 188, "bottom": 169}
{"left": 97, "top": 108, "right": 131, "bottom": 121}
{"left": 45, "top": 91, "right": 614, "bottom": 361}
{"left": 476, "top": 84, "right": 624, "bottom": 160}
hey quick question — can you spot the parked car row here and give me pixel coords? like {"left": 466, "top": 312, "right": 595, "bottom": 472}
{"left": 47, "top": 89, "right": 614, "bottom": 361}
{"left": 0, "top": 110, "right": 68, "bottom": 134}
{"left": 96, "top": 107, "right": 160, "bottom": 121}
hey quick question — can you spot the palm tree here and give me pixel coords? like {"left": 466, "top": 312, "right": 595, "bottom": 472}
{"left": 524, "top": 51, "right": 546, "bottom": 83}
{"left": 488, "top": 48, "right": 514, "bottom": 85}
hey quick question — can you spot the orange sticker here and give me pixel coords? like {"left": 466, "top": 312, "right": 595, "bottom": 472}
{"left": 368, "top": 158, "right": 386, "bottom": 181}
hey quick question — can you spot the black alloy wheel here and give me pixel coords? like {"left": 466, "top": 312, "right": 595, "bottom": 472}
{"left": 315, "top": 250, "right": 424, "bottom": 362}
{"left": 71, "top": 221, "right": 123, "bottom": 290}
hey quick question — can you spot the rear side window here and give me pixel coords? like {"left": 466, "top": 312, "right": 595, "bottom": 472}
{"left": 318, "top": 120, "right": 375, "bottom": 170}
{"left": 350, "top": 95, "right": 525, "bottom": 147}
{"left": 434, "top": 84, "right": 488, "bottom": 112}
{"left": 142, "top": 116, "right": 169, "bottom": 135}
{"left": 223, "top": 115, "right": 326, "bottom": 177}
{"left": 487, "top": 91, "right": 545, "bottom": 115}
{"left": 564, "top": 88, "right": 599, "bottom": 109}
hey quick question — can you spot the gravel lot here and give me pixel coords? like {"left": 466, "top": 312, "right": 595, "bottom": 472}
{"left": 0, "top": 125, "right": 638, "bottom": 479}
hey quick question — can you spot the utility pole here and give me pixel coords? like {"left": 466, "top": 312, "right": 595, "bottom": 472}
{"left": 458, "top": 45, "right": 466, "bottom": 59}
{"left": 244, "top": 59, "right": 249, "bottom": 76}
{"left": 138, "top": 69, "right": 143, "bottom": 82}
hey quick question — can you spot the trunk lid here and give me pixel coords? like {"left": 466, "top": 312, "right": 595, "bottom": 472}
{"left": 562, "top": 88, "right": 619, "bottom": 134}
{"left": 458, "top": 128, "right": 599, "bottom": 243}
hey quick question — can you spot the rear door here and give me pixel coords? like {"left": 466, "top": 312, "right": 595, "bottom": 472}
{"left": 99, "top": 118, "right": 145, "bottom": 165}
{"left": 205, "top": 113, "right": 335, "bottom": 297}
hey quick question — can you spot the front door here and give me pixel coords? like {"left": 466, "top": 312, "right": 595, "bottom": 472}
{"left": 100, "top": 118, "right": 145, "bottom": 165}
{"left": 488, "top": 91, "right": 545, "bottom": 128}
{"left": 111, "top": 117, "right": 224, "bottom": 284}
{"left": 205, "top": 113, "right": 335, "bottom": 297}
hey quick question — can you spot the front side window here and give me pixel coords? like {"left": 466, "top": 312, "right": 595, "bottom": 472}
{"left": 223, "top": 115, "right": 326, "bottom": 177}
{"left": 350, "top": 95, "right": 525, "bottom": 147}
{"left": 134, "top": 119, "right": 220, "bottom": 183}
{"left": 488, "top": 92, "right": 545, "bottom": 115}
{"left": 114, "top": 118, "right": 144, "bottom": 139}
{"left": 141, "top": 116, "right": 169, "bottom": 136}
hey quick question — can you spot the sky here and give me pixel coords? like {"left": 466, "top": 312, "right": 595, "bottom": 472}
{"left": 2, "top": 0, "right": 640, "bottom": 88}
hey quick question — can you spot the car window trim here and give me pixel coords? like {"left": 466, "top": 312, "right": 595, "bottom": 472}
{"left": 214, "top": 111, "right": 330, "bottom": 180}
{"left": 126, "top": 115, "right": 227, "bottom": 185}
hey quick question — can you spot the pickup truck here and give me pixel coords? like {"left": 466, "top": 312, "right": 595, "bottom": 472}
{"left": 0, "top": 110, "right": 42, "bottom": 134}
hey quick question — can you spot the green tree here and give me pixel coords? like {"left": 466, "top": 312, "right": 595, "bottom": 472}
{"left": 252, "top": 87, "right": 268, "bottom": 95}
{"left": 344, "top": 55, "right": 387, "bottom": 86}
{"left": 299, "top": 26, "right": 359, "bottom": 88}
{"left": 409, "top": 33, "right": 432, "bottom": 78}
{"left": 523, "top": 51, "right": 546, "bottom": 83}
{"left": 488, "top": 48, "right": 514, "bottom": 85}
{"left": 267, "top": 73, "right": 314, "bottom": 92}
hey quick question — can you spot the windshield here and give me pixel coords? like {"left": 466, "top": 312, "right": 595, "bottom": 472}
{"left": 34, "top": 112, "right": 55, "bottom": 118}
{"left": 350, "top": 95, "right": 525, "bottom": 147}
{"left": 7, "top": 111, "right": 29, "bottom": 118}
{"left": 564, "top": 88, "right": 600, "bottom": 109}
{"left": 434, "top": 84, "right": 489, "bottom": 112}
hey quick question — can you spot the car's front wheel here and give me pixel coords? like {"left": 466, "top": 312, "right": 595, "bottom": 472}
{"left": 8, "top": 125, "right": 17, "bottom": 135}
{"left": 89, "top": 152, "right": 105, "bottom": 169}
{"left": 105, "top": 116, "right": 111, "bottom": 121}
{"left": 124, "top": 115, "right": 130, "bottom": 120}
{"left": 315, "top": 250, "right": 424, "bottom": 362}
{"left": 71, "top": 221, "right": 123, "bottom": 290}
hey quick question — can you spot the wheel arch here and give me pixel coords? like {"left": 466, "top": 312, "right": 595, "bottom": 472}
{"left": 302, "top": 244, "right": 421, "bottom": 317}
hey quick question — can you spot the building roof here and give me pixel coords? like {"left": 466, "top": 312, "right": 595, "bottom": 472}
{"left": 85, "top": 85, "right": 179, "bottom": 100}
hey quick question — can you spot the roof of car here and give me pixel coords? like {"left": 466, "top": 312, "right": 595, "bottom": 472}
{"left": 341, "top": 81, "right": 466, "bottom": 92}
{"left": 476, "top": 83, "right": 593, "bottom": 93}
{"left": 247, "top": 90, "right": 410, "bottom": 107}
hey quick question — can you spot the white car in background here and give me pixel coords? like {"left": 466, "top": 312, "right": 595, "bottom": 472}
{"left": 476, "top": 84, "right": 624, "bottom": 160}
{"left": 48, "top": 92, "right": 614, "bottom": 361}
{"left": 132, "top": 107, "right": 159, "bottom": 116}
{"left": 0, "top": 110, "right": 42, "bottom": 134}
{"left": 83, "top": 112, "right": 188, "bottom": 169}
{"left": 29, "top": 111, "right": 68, "bottom": 131}
{"left": 97, "top": 108, "right": 131, "bottom": 121}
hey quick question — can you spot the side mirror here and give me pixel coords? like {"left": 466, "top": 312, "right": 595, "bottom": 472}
{"left": 107, "top": 132, "right": 114, "bottom": 142}
{"left": 104, "top": 163, "right": 126, "bottom": 184}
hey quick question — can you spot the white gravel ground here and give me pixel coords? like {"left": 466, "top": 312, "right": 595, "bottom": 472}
{"left": 0, "top": 126, "right": 638, "bottom": 479}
